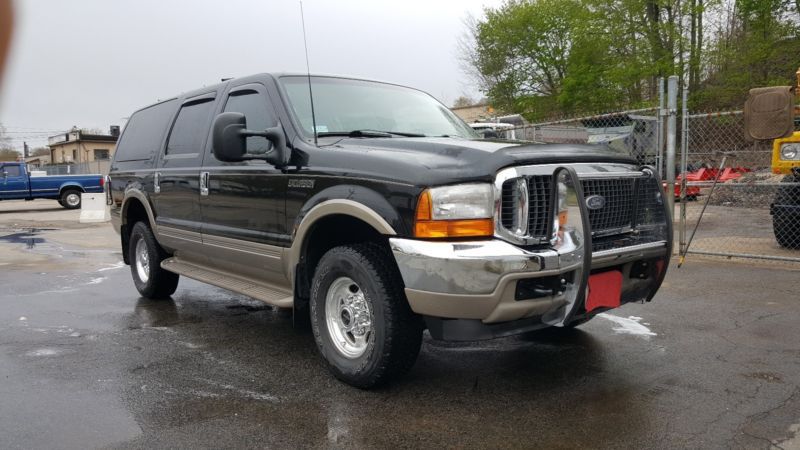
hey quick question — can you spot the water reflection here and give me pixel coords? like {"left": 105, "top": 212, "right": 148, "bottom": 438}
{"left": 0, "top": 230, "right": 46, "bottom": 249}
{"left": 128, "top": 297, "right": 180, "bottom": 328}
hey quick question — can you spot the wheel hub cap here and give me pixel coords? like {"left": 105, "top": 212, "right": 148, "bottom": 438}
{"left": 135, "top": 238, "right": 150, "bottom": 283}
{"left": 325, "top": 277, "right": 372, "bottom": 358}
{"left": 66, "top": 193, "right": 80, "bottom": 207}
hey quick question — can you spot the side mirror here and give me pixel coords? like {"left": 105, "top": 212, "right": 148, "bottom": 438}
{"left": 481, "top": 129, "right": 499, "bottom": 139}
{"left": 212, "top": 112, "right": 247, "bottom": 162}
{"left": 211, "top": 112, "right": 289, "bottom": 167}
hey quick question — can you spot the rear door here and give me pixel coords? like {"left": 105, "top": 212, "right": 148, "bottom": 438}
{"left": 199, "top": 82, "right": 288, "bottom": 283}
{"left": 153, "top": 92, "right": 217, "bottom": 262}
{"left": 0, "top": 164, "right": 29, "bottom": 200}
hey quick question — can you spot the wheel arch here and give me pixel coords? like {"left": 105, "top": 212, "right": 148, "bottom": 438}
{"left": 58, "top": 182, "right": 85, "bottom": 196}
{"left": 119, "top": 191, "right": 158, "bottom": 264}
{"left": 288, "top": 199, "right": 398, "bottom": 314}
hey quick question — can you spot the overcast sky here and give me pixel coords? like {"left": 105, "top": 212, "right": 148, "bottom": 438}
{"left": 0, "top": 0, "right": 502, "bottom": 149}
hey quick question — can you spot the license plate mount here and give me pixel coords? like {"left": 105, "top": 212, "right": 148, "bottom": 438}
{"left": 585, "top": 270, "right": 623, "bottom": 312}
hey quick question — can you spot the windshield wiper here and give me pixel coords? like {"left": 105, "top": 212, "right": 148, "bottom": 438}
{"left": 316, "top": 129, "right": 426, "bottom": 138}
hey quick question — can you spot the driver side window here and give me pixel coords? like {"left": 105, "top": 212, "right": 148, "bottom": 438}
{"left": 223, "top": 90, "right": 276, "bottom": 154}
{"left": 1, "top": 165, "right": 20, "bottom": 177}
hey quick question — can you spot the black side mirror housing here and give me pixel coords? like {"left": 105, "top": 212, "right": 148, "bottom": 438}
{"left": 212, "top": 112, "right": 247, "bottom": 162}
{"left": 212, "top": 112, "right": 289, "bottom": 167}
{"left": 482, "top": 129, "right": 499, "bottom": 139}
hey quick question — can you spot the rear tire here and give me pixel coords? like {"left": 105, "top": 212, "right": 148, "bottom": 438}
{"left": 60, "top": 189, "right": 82, "bottom": 209}
{"left": 128, "top": 221, "right": 179, "bottom": 298}
{"left": 310, "top": 243, "right": 423, "bottom": 389}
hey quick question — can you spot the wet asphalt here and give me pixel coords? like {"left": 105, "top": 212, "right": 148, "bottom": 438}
{"left": 1, "top": 226, "right": 800, "bottom": 449}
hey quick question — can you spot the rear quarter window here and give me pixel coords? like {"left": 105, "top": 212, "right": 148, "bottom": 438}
{"left": 114, "top": 99, "right": 178, "bottom": 162}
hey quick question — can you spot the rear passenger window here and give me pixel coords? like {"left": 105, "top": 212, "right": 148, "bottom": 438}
{"left": 223, "top": 90, "right": 276, "bottom": 154}
{"left": 114, "top": 99, "right": 178, "bottom": 162}
{"left": 166, "top": 99, "right": 216, "bottom": 156}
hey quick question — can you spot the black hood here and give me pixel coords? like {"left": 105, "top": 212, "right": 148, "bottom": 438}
{"left": 302, "top": 137, "right": 638, "bottom": 187}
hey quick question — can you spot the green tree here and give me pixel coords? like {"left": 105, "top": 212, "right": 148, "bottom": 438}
{"left": 697, "top": 0, "right": 800, "bottom": 109}
{"left": 470, "top": 0, "right": 583, "bottom": 116}
{"left": 462, "top": 0, "right": 798, "bottom": 117}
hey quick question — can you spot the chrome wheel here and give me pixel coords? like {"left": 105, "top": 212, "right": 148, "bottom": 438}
{"left": 325, "top": 277, "right": 372, "bottom": 359}
{"left": 135, "top": 238, "right": 150, "bottom": 283}
{"left": 65, "top": 192, "right": 80, "bottom": 207}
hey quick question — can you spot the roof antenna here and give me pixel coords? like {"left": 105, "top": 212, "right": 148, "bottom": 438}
{"left": 300, "top": 1, "right": 318, "bottom": 146}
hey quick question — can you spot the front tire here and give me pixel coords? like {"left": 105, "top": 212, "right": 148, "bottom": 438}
{"left": 60, "top": 189, "right": 82, "bottom": 209}
{"left": 128, "top": 221, "right": 179, "bottom": 298}
{"left": 310, "top": 243, "right": 423, "bottom": 389}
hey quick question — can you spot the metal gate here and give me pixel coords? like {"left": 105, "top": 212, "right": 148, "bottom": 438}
{"left": 678, "top": 90, "right": 800, "bottom": 264}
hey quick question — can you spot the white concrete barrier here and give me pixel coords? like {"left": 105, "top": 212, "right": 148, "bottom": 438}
{"left": 79, "top": 193, "right": 110, "bottom": 223}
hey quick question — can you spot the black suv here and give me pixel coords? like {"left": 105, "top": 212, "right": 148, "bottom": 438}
{"left": 108, "top": 73, "right": 671, "bottom": 388}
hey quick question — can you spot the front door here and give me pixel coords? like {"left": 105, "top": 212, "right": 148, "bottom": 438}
{"left": 153, "top": 92, "right": 218, "bottom": 263}
{"left": 199, "top": 83, "right": 288, "bottom": 284}
{"left": 0, "top": 164, "right": 29, "bottom": 200}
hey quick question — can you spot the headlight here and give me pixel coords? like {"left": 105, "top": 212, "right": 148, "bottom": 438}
{"left": 414, "top": 183, "right": 494, "bottom": 238}
{"left": 780, "top": 143, "right": 800, "bottom": 160}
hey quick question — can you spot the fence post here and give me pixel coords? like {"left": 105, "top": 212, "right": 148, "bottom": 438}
{"left": 656, "top": 77, "right": 665, "bottom": 175}
{"left": 679, "top": 85, "right": 689, "bottom": 255}
{"left": 665, "top": 75, "right": 678, "bottom": 217}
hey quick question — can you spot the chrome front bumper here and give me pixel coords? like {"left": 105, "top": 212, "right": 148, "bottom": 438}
{"left": 390, "top": 237, "right": 668, "bottom": 324}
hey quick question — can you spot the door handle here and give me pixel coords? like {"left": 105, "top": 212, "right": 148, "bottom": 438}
{"left": 154, "top": 172, "right": 161, "bottom": 194}
{"left": 200, "top": 172, "right": 209, "bottom": 196}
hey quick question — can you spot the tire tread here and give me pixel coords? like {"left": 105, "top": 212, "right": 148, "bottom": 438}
{"left": 311, "top": 242, "right": 422, "bottom": 389}
{"left": 129, "top": 221, "right": 179, "bottom": 298}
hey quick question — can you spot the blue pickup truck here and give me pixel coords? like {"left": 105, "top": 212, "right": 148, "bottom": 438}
{"left": 0, "top": 162, "right": 104, "bottom": 209}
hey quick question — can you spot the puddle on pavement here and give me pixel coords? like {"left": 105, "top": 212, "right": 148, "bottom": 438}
{"left": 0, "top": 227, "right": 115, "bottom": 257}
{"left": 0, "top": 228, "right": 55, "bottom": 249}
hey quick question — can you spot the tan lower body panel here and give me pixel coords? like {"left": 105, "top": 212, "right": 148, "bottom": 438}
{"left": 404, "top": 270, "right": 569, "bottom": 324}
{"left": 161, "top": 257, "right": 293, "bottom": 308}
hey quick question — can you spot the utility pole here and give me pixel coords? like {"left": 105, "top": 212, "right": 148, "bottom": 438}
{"left": 23, "top": 141, "right": 28, "bottom": 158}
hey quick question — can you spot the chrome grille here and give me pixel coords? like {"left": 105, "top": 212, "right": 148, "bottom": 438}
{"left": 582, "top": 178, "right": 636, "bottom": 234}
{"left": 499, "top": 173, "right": 665, "bottom": 242}
{"left": 527, "top": 175, "right": 552, "bottom": 238}
{"left": 500, "top": 181, "right": 516, "bottom": 229}
{"left": 636, "top": 176, "right": 667, "bottom": 226}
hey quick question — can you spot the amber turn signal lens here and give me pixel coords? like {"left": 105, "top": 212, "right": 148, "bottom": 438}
{"left": 414, "top": 218, "right": 494, "bottom": 238}
{"left": 415, "top": 190, "right": 432, "bottom": 221}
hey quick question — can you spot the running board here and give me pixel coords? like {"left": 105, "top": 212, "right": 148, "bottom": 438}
{"left": 161, "top": 258, "right": 293, "bottom": 308}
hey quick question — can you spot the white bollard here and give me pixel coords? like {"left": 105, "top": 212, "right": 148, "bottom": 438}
{"left": 79, "top": 193, "right": 110, "bottom": 223}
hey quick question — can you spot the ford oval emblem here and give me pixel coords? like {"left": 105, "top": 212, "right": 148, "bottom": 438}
{"left": 585, "top": 195, "right": 606, "bottom": 210}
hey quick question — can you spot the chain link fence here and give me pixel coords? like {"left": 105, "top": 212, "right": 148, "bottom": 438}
{"left": 489, "top": 83, "right": 799, "bottom": 266}
{"left": 506, "top": 107, "right": 665, "bottom": 170}
{"left": 679, "top": 107, "right": 800, "bottom": 264}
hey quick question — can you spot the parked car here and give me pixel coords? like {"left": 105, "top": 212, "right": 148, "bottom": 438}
{"left": 108, "top": 73, "right": 672, "bottom": 388}
{"left": 0, "top": 161, "right": 104, "bottom": 209}
{"left": 469, "top": 122, "right": 519, "bottom": 140}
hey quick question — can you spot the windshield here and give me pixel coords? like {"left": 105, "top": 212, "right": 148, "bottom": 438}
{"left": 280, "top": 76, "right": 478, "bottom": 139}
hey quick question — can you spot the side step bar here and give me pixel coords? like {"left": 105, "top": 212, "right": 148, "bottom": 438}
{"left": 161, "top": 258, "right": 293, "bottom": 308}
